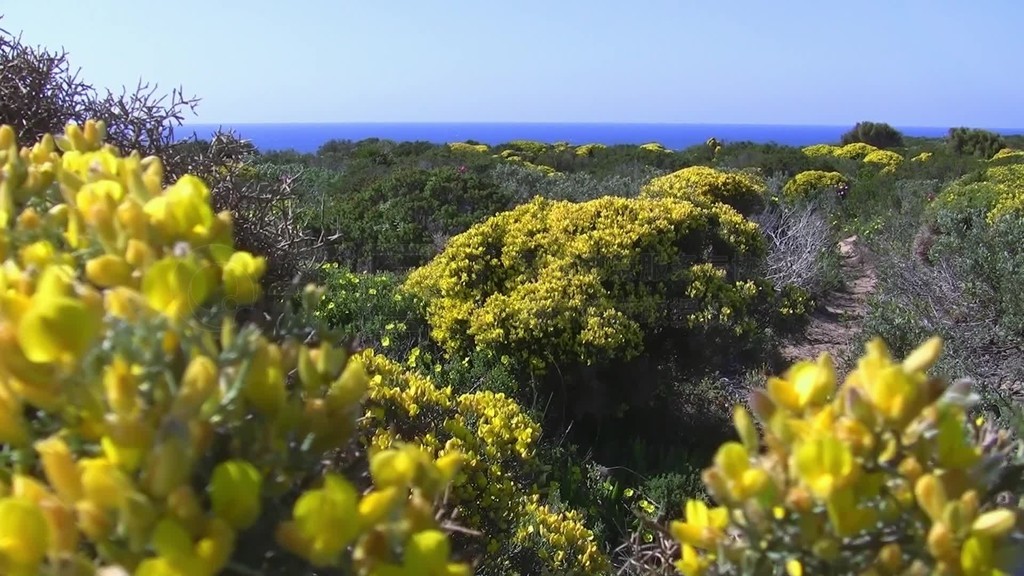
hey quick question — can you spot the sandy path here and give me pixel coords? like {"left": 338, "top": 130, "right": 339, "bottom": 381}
{"left": 779, "top": 235, "right": 877, "bottom": 370}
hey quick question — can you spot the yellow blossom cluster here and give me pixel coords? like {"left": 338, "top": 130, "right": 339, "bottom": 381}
{"left": 513, "top": 494, "right": 611, "bottom": 574}
{"left": 911, "top": 152, "right": 934, "bottom": 162}
{"left": 0, "top": 121, "right": 469, "bottom": 575}
{"left": 640, "top": 165, "right": 768, "bottom": 215}
{"left": 403, "top": 195, "right": 766, "bottom": 375}
{"left": 639, "top": 143, "right": 671, "bottom": 153}
{"left": 782, "top": 170, "right": 849, "bottom": 200}
{"left": 990, "top": 148, "right": 1024, "bottom": 162}
{"left": 447, "top": 142, "right": 490, "bottom": 155}
{"left": 575, "top": 143, "right": 607, "bottom": 157}
{"left": 495, "top": 151, "right": 560, "bottom": 176}
{"left": 864, "top": 149, "right": 905, "bottom": 173}
{"left": 932, "top": 164, "right": 1024, "bottom": 224}
{"left": 801, "top": 142, "right": 878, "bottom": 160}
{"left": 355, "top": 349, "right": 612, "bottom": 571}
{"left": 668, "top": 336, "right": 1024, "bottom": 576}
{"left": 502, "top": 140, "right": 549, "bottom": 160}
{"left": 801, "top": 143, "right": 904, "bottom": 173}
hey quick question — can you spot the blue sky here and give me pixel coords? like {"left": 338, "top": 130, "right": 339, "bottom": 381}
{"left": 4, "top": 1, "right": 1023, "bottom": 127}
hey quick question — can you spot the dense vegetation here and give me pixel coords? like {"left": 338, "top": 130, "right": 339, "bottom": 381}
{"left": 3, "top": 17, "right": 1024, "bottom": 576}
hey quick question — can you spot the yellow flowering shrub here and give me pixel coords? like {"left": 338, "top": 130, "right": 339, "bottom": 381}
{"left": 402, "top": 195, "right": 766, "bottom": 376}
{"left": 781, "top": 170, "right": 849, "bottom": 200}
{"left": 355, "top": 349, "right": 612, "bottom": 573}
{"left": 575, "top": 143, "right": 607, "bottom": 157}
{"left": 801, "top": 144, "right": 839, "bottom": 157}
{"left": 911, "top": 151, "right": 934, "bottom": 162}
{"left": 801, "top": 142, "right": 881, "bottom": 161}
{"left": 500, "top": 140, "right": 549, "bottom": 162}
{"left": 932, "top": 163, "right": 1024, "bottom": 224}
{"left": 0, "top": 121, "right": 470, "bottom": 575}
{"left": 991, "top": 148, "right": 1024, "bottom": 162}
{"left": 833, "top": 142, "right": 880, "bottom": 160}
{"left": 863, "top": 149, "right": 905, "bottom": 173}
{"left": 640, "top": 165, "right": 769, "bottom": 215}
{"left": 512, "top": 494, "right": 611, "bottom": 574}
{"left": 640, "top": 143, "right": 671, "bottom": 153}
{"left": 448, "top": 142, "right": 490, "bottom": 154}
{"left": 668, "top": 336, "right": 1024, "bottom": 576}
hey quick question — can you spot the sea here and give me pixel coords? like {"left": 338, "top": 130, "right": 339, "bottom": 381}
{"left": 173, "top": 123, "right": 1024, "bottom": 155}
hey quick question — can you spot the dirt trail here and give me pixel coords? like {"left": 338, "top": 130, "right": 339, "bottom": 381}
{"left": 779, "top": 235, "right": 878, "bottom": 370}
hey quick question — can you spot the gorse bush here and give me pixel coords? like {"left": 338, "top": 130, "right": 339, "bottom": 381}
{"left": 356, "top": 350, "right": 612, "bottom": 575}
{"left": 403, "top": 194, "right": 767, "bottom": 375}
{"left": 668, "top": 337, "right": 1024, "bottom": 576}
{"left": 781, "top": 170, "right": 848, "bottom": 201}
{"left": 0, "top": 121, "right": 472, "bottom": 576}
{"left": 863, "top": 149, "right": 905, "bottom": 174}
{"left": 640, "top": 166, "right": 768, "bottom": 216}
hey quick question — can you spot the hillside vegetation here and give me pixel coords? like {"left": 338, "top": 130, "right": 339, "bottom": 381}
{"left": 3, "top": 19, "right": 1024, "bottom": 576}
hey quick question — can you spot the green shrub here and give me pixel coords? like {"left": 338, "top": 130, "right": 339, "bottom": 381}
{"left": 840, "top": 121, "right": 905, "bottom": 149}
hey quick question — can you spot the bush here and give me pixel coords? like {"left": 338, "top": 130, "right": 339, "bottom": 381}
{"left": 840, "top": 121, "right": 905, "bottom": 149}
{"left": 356, "top": 350, "right": 611, "bottom": 574}
{"left": 320, "top": 166, "right": 516, "bottom": 273}
{"left": 490, "top": 161, "right": 665, "bottom": 203}
{"left": 750, "top": 192, "right": 841, "bottom": 300}
{"left": 403, "top": 195, "right": 810, "bottom": 429}
{"left": 948, "top": 127, "right": 1008, "bottom": 160}
{"left": 781, "top": 170, "right": 848, "bottom": 201}
{"left": 666, "top": 337, "right": 1024, "bottom": 575}
{"left": 863, "top": 149, "right": 905, "bottom": 173}
{"left": 316, "top": 265, "right": 431, "bottom": 359}
{"left": 0, "top": 121, "right": 472, "bottom": 575}
{"left": 403, "top": 195, "right": 765, "bottom": 375}
{"left": 639, "top": 166, "right": 768, "bottom": 216}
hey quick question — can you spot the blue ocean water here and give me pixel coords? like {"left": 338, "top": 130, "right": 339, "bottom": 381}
{"left": 174, "top": 122, "right": 1024, "bottom": 154}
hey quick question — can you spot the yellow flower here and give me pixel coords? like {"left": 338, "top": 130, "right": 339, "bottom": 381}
{"left": 34, "top": 435, "right": 83, "bottom": 503}
{"left": 85, "top": 254, "right": 134, "bottom": 288}
{"left": 0, "top": 380, "right": 29, "bottom": 447}
{"left": 142, "top": 256, "right": 213, "bottom": 321}
{"left": 792, "top": 434, "right": 854, "bottom": 500}
{"left": 711, "top": 441, "right": 770, "bottom": 502}
{"left": 0, "top": 497, "right": 50, "bottom": 570}
{"left": 767, "top": 353, "right": 836, "bottom": 412}
{"left": 172, "top": 355, "right": 219, "bottom": 418}
{"left": 143, "top": 174, "right": 215, "bottom": 243}
{"left": 208, "top": 460, "right": 263, "bottom": 530}
{"left": 844, "top": 338, "right": 925, "bottom": 425}
{"left": 669, "top": 499, "right": 728, "bottom": 550}
{"left": 276, "top": 474, "right": 360, "bottom": 566}
{"left": 402, "top": 529, "right": 453, "bottom": 572}
{"left": 17, "top": 268, "right": 102, "bottom": 364}
{"left": 221, "top": 251, "right": 266, "bottom": 306}
{"left": 243, "top": 339, "right": 286, "bottom": 416}
{"left": 370, "top": 446, "right": 420, "bottom": 489}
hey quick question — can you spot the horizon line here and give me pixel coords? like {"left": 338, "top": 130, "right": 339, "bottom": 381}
{"left": 176, "top": 120, "right": 1024, "bottom": 132}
